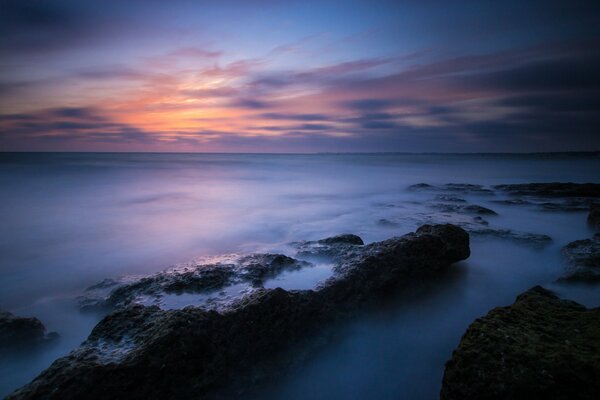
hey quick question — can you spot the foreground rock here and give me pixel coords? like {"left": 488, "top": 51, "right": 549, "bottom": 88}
{"left": 9, "top": 224, "right": 469, "bottom": 400}
{"left": 561, "top": 234, "right": 600, "bottom": 282}
{"left": 0, "top": 310, "right": 58, "bottom": 354}
{"left": 441, "top": 286, "right": 600, "bottom": 400}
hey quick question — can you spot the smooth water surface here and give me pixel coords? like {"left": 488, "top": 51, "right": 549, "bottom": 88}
{"left": 1, "top": 152, "right": 599, "bottom": 398}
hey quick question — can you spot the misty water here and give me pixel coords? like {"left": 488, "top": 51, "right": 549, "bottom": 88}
{"left": 1, "top": 152, "right": 599, "bottom": 398}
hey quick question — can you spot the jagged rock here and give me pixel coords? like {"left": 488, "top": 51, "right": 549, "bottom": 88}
{"left": 588, "top": 204, "right": 600, "bottom": 229}
{"left": 441, "top": 286, "right": 600, "bottom": 400}
{"left": 494, "top": 182, "right": 600, "bottom": 198}
{"left": 9, "top": 224, "right": 469, "bottom": 400}
{"left": 0, "top": 310, "right": 58, "bottom": 353}
{"left": 561, "top": 234, "right": 600, "bottom": 282}
{"left": 79, "top": 254, "right": 311, "bottom": 311}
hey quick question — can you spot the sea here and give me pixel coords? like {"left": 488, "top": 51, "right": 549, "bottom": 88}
{"left": 1, "top": 152, "right": 599, "bottom": 398}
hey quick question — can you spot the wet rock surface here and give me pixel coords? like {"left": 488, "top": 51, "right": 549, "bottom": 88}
{"left": 8, "top": 224, "right": 469, "bottom": 400}
{"left": 441, "top": 286, "right": 600, "bottom": 400}
{"left": 0, "top": 310, "right": 58, "bottom": 354}
{"left": 79, "top": 254, "right": 310, "bottom": 311}
{"left": 561, "top": 234, "right": 600, "bottom": 282}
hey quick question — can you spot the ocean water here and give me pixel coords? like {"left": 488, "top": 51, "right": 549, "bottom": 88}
{"left": 0, "top": 152, "right": 599, "bottom": 398}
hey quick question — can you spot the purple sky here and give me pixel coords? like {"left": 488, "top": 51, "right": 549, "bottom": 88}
{"left": 1, "top": 0, "right": 599, "bottom": 152}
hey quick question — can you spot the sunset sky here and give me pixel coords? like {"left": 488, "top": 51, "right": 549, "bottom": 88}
{"left": 1, "top": 0, "right": 599, "bottom": 152}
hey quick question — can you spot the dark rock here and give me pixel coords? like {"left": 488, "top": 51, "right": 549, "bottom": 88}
{"left": 0, "top": 310, "right": 58, "bottom": 353}
{"left": 9, "top": 224, "right": 470, "bottom": 400}
{"left": 434, "top": 195, "right": 467, "bottom": 203}
{"left": 561, "top": 234, "right": 600, "bottom": 282}
{"left": 494, "top": 182, "right": 600, "bottom": 198}
{"left": 588, "top": 204, "right": 600, "bottom": 229}
{"left": 79, "top": 254, "right": 311, "bottom": 311}
{"left": 443, "top": 183, "right": 495, "bottom": 195}
{"left": 291, "top": 234, "right": 366, "bottom": 259}
{"left": 441, "top": 286, "right": 600, "bottom": 400}
{"left": 377, "top": 218, "right": 399, "bottom": 227}
{"left": 318, "top": 234, "right": 364, "bottom": 246}
{"left": 470, "top": 228, "right": 552, "bottom": 248}
{"left": 538, "top": 200, "right": 591, "bottom": 212}
{"left": 408, "top": 183, "right": 433, "bottom": 190}
{"left": 491, "top": 198, "right": 532, "bottom": 206}
{"left": 408, "top": 183, "right": 494, "bottom": 195}
{"left": 432, "top": 203, "right": 498, "bottom": 216}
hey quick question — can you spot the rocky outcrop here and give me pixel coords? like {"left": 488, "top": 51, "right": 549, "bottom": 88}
{"left": 441, "top": 286, "right": 600, "bottom": 400}
{"left": 8, "top": 224, "right": 469, "bottom": 400}
{"left": 561, "top": 234, "right": 600, "bottom": 282}
{"left": 79, "top": 254, "right": 310, "bottom": 311}
{"left": 0, "top": 310, "right": 58, "bottom": 354}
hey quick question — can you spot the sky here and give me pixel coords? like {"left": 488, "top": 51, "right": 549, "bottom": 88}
{"left": 0, "top": 0, "right": 599, "bottom": 152}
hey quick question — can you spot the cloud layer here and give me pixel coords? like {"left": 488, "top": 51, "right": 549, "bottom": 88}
{"left": 1, "top": 0, "right": 599, "bottom": 152}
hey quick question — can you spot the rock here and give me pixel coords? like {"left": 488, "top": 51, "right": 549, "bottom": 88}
{"left": 79, "top": 254, "right": 311, "bottom": 311}
{"left": 432, "top": 203, "right": 498, "bottom": 216}
{"left": 291, "top": 234, "right": 365, "bottom": 259}
{"left": 491, "top": 198, "right": 532, "bottom": 206}
{"left": 318, "top": 234, "right": 364, "bottom": 246}
{"left": 494, "top": 182, "right": 600, "bottom": 198}
{"left": 588, "top": 204, "right": 600, "bottom": 229}
{"left": 434, "top": 195, "right": 467, "bottom": 203}
{"left": 441, "top": 286, "right": 600, "bottom": 400}
{"left": 408, "top": 183, "right": 494, "bottom": 195}
{"left": 470, "top": 228, "right": 552, "bottom": 248}
{"left": 9, "top": 224, "right": 470, "bottom": 400}
{"left": 0, "top": 310, "right": 58, "bottom": 353}
{"left": 561, "top": 234, "right": 600, "bottom": 281}
{"left": 377, "top": 218, "right": 399, "bottom": 227}
{"left": 443, "top": 183, "right": 495, "bottom": 195}
{"left": 408, "top": 183, "right": 433, "bottom": 190}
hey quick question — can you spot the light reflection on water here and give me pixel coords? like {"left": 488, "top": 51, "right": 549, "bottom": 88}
{"left": 0, "top": 152, "right": 599, "bottom": 398}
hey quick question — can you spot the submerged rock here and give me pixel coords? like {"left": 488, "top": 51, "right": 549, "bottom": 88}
{"left": 470, "top": 228, "right": 552, "bottom": 248}
{"left": 432, "top": 203, "right": 498, "bottom": 215}
{"left": 408, "top": 183, "right": 494, "bottom": 195}
{"left": 9, "top": 224, "right": 469, "bottom": 400}
{"left": 561, "top": 234, "right": 600, "bottom": 282}
{"left": 0, "top": 310, "right": 58, "bottom": 353}
{"left": 441, "top": 286, "right": 600, "bottom": 400}
{"left": 494, "top": 182, "right": 600, "bottom": 198}
{"left": 434, "top": 195, "right": 467, "bottom": 203}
